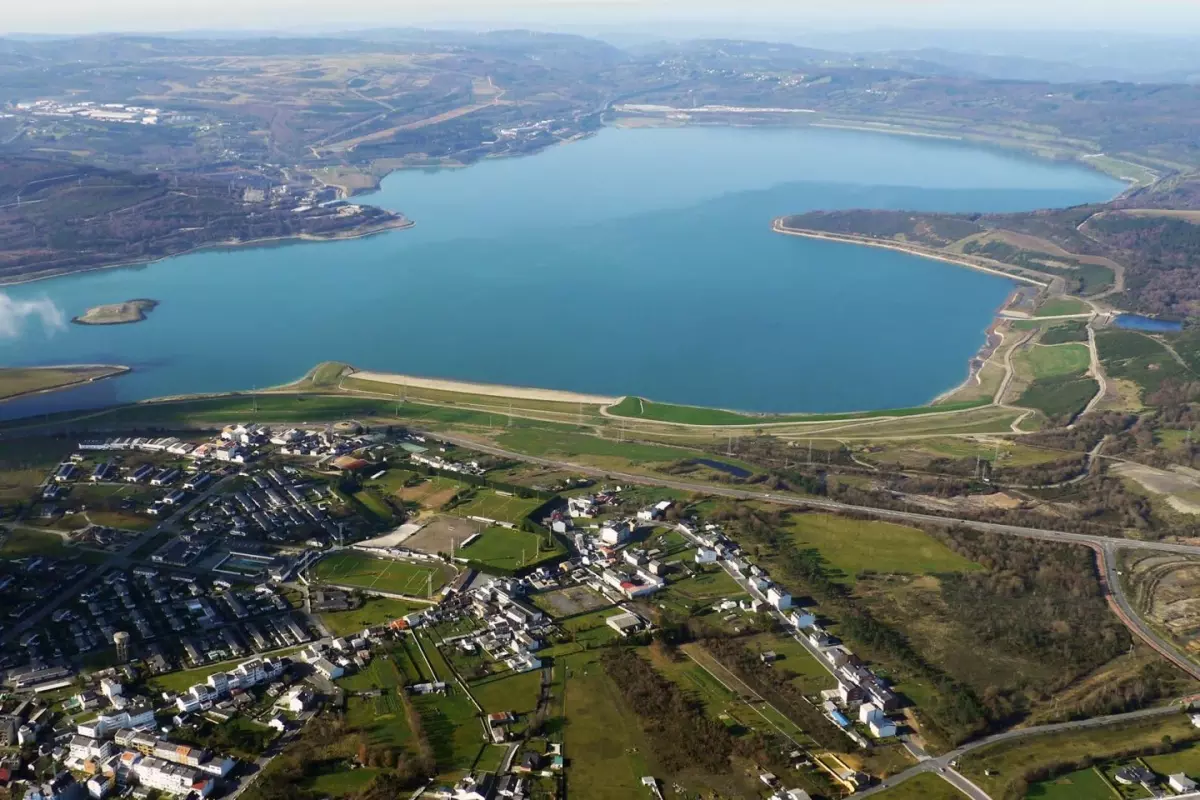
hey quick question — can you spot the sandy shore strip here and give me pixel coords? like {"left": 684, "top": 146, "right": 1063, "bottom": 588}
{"left": 772, "top": 220, "right": 1049, "bottom": 287}
{"left": 346, "top": 369, "right": 620, "bottom": 405}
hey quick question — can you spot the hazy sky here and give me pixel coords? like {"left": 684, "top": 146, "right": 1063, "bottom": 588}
{"left": 5, "top": 0, "right": 1200, "bottom": 35}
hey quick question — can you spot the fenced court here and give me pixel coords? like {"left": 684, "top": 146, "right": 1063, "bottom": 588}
{"left": 312, "top": 550, "right": 451, "bottom": 597}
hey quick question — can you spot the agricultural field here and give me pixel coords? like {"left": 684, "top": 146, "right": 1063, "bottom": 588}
{"left": 459, "top": 526, "right": 566, "bottom": 571}
{"left": 469, "top": 669, "right": 544, "bottom": 717}
{"left": 779, "top": 513, "right": 980, "bottom": 583}
{"left": 958, "top": 714, "right": 1198, "bottom": 799}
{"left": 311, "top": 550, "right": 454, "bottom": 598}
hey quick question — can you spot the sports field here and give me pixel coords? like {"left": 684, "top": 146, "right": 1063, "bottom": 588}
{"left": 461, "top": 526, "right": 566, "bottom": 571}
{"left": 451, "top": 490, "right": 543, "bottom": 524}
{"left": 312, "top": 550, "right": 453, "bottom": 597}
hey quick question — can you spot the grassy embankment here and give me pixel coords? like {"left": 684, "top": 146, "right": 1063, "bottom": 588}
{"left": 0, "top": 365, "right": 128, "bottom": 401}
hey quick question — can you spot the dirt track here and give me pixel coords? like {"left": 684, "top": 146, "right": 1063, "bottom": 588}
{"left": 346, "top": 369, "right": 619, "bottom": 405}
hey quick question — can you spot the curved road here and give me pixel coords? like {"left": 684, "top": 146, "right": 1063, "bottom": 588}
{"left": 434, "top": 431, "right": 1200, "bottom": 686}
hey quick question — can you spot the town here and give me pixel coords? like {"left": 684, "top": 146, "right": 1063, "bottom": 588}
{"left": 2, "top": 416, "right": 1200, "bottom": 800}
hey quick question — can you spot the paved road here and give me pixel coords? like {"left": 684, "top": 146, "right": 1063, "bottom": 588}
{"left": 434, "top": 431, "right": 1200, "bottom": 558}
{"left": 431, "top": 430, "right": 1200, "bottom": 679}
{"left": 857, "top": 704, "right": 1183, "bottom": 798}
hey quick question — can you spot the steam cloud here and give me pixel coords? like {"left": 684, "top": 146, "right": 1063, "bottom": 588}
{"left": 0, "top": 293, "right": 67, "bottom": 338}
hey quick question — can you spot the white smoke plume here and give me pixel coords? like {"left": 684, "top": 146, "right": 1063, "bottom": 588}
{"left": 0, "top": 293, "right": 66, "bottom": 338}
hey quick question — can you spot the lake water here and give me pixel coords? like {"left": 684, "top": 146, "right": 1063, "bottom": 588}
{"left": 1, "top": 126, "right": 1122, "bottom": 418}
{"left": 1115, "top": 314, "right": 1184, "bottom": 333}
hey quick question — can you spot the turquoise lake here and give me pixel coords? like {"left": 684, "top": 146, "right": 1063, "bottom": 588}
{"left": 0, "top": 126, "right": 1122, "bottom": 417}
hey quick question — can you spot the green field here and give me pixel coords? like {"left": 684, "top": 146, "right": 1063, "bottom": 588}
{"left": 312, "top": 550, "right": 452, "bottom": 597}
{"left": 0, "top": 528, "right": 76, "bottom": 559}
{"left": 665, "top": 567, "right": 745, "bottom": 604}
{"left": 560, "top": 649, "right": 662, "bottom": 800}
{"left": 1026, "top": 767, "right": 1114, "bottom": 800}
{"left": 301, "top": 766, "right": 380, "bottom": 797}
{"left": 1015, "top": 343, "right": 1091, "bottom": 380}
{"left": 0, "top": 366, "right": 125, "bottom": 401}
{"left": 960, "top": 714, "right": 1198, "bottom": 799}
{"left": 1017, "top": 375, "right": 1100, "bottom": 420}
{"left": 494, "top": 429, "right": 695, "bottom": 465}
{"left": 1034, "top": 297, "right": 1091, "bottom": 317}
{"left": 742, "top": 632, "right": 836, "bottom": 695}
{"left": 607, "top": 396, "right": 990, "bottom": 427}
{"left": 1144, "top": 741, "right": 1200, "bottom": 779}
{"left": 320, "top": 596, "right": 426, "bottom": 636}
{"left": 460, "top": 526, "right": 565, "bottom": 571}
{"left": 1097, "top": 329, "right": 1194, "bottom": 401}
{"left": 781, "top": 513, "right": 980, "bottom": 582}
{"left": 1040, "top": 320, "right": 1090, "bottom": 345}
{"left": 874, "top": 773, "right": 967, "bottom": 799}
{"left": 450, "top": 490, "right": 543, "bottom": 525}
{"left": 470, "top": 669, "right": 543, "bottom": 716}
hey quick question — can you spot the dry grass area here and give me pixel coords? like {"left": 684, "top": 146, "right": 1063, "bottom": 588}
{"left": 1113, "top": 462, "right": 1200, "bottom": 515}
{"left": 401, "top": 515, "right": 480, "bottom": 556}
{"left": 395, "top": 478, "right": 462, "bottom": 511}
{"left": 1123, "top": 551, "right": 1200, "bottom": 657}
{"left": 1118, "top": 209, "right": 1200, "bottom": 223}
{"left": 72, "top": 299, "right": 157, "bottom": 325}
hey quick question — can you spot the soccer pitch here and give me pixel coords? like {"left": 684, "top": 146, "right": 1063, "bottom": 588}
{"left": 313, "top": 550, "right": 451, "bottom": 597}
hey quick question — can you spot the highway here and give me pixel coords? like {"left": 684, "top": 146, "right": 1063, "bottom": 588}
{"left": 429, "top": 432, "right": 1200, "bottom": 680}
{"left": 856, "top": 703, "right": 1184, "bottom": 798}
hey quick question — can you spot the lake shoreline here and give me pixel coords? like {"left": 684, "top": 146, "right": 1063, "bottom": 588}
{"left": 0, "top": 364, "right": 131, "bottom": 403}
{"left": 0, "top": 217, "right": 414, "bottom": 289}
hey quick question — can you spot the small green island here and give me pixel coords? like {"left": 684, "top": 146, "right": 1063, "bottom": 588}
{"left": 72, "top": 298, "right": 159, "bottom": 326}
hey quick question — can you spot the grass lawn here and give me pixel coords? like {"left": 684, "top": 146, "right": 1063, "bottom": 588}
{"left": 1144, "top": 740, "right": 1200, "bottom": 778}
{"left": 460, "top": 526, "right": 564, "bottom": 572}
{"left": 412, "top": 687, "right": 486, "bottom": 777}
{"left": 561, "top": 649, "right": 662, "bottom": 800}
{"left": 874, "top": 773, "right": 967, "bottom": 799}
{"left": 1035, "top": 297, "right": 1091, "bottom": 317}
{"left": 782, "top": 513, "right": 980, "bottom": 582}
{"left": 470, "top": 669, "right": 544, "bottom": 716}
{"left": 351, "top": 490, "right": 395, "bottom": 524}
{"left": 494, "top": 429, "right": 695, "bottom": 465}
{"left": 320, "top": 596, "right": 426, "bottom": 636}
{"left": 312, "top": 550, "right": 452, "bottom": 598}
{"left": 666, "top": 567, "right": 745, "bottom": 604}
{"left": 1016, "top": 343, "right": 1091, "bottom": 380}
{"left": 0, "top": 528, "right": 75, "bottom": 559}
{"left": 302, "top": 765, "right": 380, "bottom": 796}
{"left": 1025, "top": 766, "right": 1114, "bottom": 799}
{"left": 742, "top": 632, "right": 836, "bottom": 695}
{"left": 0, "top": 366, "right": 126, "bottom": 401}
{"left": 959, "top": 714, "right": 1198, "bottom": 799}
{"left": 606, "top": 396, "right": 989, "bottom": 426}
{"left": 449, "top": 490, "right": 543, "bottom": 525}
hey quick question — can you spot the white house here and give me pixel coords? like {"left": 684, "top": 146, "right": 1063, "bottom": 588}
{"left": 788, "top": 610, "right": 815, "bottom": 629}
{"left": 1169, "top": 774, "right": 1198, "bottom": 793}
{"left": 767, "top": 587, "right": 792, "bottom": 611}
{"left": 311, "top": 658, "right": 344, "bottom": 680}
{"left": 695, "top": 547, "right": 718, "bottom": 565}
{"left": 600, "top": 522, "right": 631, "bottom": 545}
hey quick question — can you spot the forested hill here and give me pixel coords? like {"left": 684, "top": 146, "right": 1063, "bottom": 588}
{"left": 781, "top": 174, "right": 1200, "bottom": 318}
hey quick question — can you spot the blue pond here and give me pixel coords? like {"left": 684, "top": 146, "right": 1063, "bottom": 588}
{"left": 1115, "top": 314, "right": 1184, "bottom": 333}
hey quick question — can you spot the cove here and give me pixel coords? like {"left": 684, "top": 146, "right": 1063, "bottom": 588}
{"left": 1, "top": 126, "right": 1123, "bottom": 418}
